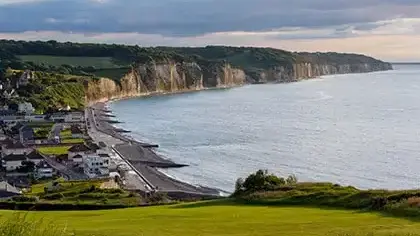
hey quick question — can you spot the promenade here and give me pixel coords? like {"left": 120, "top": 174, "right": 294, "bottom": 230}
{"left": 86, "top": 103, "right": 220, "bottom": 197}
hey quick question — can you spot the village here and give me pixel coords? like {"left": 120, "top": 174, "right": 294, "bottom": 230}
{"left": 0, "top": 69, "right": 219, "bottom": 200}
{"left": 0, "top": 70, "right": 119, "bottom": 198}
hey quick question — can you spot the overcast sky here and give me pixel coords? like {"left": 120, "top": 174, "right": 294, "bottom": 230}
{"left": 1, "top": 0, "right": 420, "bottom": 61}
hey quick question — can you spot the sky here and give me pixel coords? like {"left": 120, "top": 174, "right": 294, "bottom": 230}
{"left": 1, "top": 0, "right": 420, "bottom": 62}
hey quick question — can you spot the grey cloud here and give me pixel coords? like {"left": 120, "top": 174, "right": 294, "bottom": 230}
{"left": 0, "top": 0, "right": 420, "bottom": 36}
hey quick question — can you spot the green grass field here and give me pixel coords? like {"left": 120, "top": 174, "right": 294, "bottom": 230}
{"left": 61, "top": 138, "right": 84, "bottom": 144}
{"left": 37, "top": 146, "right": 70, "bottom": 155}
{"left": 0, "top": 203, "right": 419, "bottom": 236}
{"left": 19, "top": 55, "right": 121, "bottom": 68}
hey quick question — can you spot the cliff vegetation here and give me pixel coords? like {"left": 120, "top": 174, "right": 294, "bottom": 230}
{"left": 0, "top": 40, "right": 393, "bottom": 108}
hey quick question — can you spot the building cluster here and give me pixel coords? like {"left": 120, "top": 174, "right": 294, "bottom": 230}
{"left": 0, "top": 138, "right": 54, "bottom": 179}
{"left": 68, "top": 144, "right": 111, "bottom": 178}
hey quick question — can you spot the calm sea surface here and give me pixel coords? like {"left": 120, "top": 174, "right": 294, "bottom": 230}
{"left": 110, "top": 64, "right": 420, "bottom": 191}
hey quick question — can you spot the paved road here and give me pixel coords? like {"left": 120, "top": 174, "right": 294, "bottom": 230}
{"left": 86, "top": 107, "right": 151, "bottom": 191}
{"left": 49, "top": 123, "right": 63, "bottom": 141}
{"left": 44, "top": 156, "right": 88, "bottom": 180}
{"left": 87, "top": 105, "right": 219, "bottom": 196}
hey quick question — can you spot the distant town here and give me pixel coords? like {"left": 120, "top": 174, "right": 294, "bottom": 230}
{"left": 0, "top": 69, "right": 218, "bottom": 200}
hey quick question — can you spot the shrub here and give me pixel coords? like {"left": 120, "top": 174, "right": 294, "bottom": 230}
{"left": 234, "top": 170, "right": 292, "bottom": 195}
{"left": 286, "top": 175, "right": 298, "bottom": 185}
{"left": 11, "top": 196, "right": 38, "bottom": 203}
{"left": 43, "top": 193, "right": 64, "bottom": 200}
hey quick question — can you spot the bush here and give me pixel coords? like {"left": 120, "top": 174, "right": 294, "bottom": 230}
{"left": 43, "top": 193, "right": 64, "bottom": 200}
{"left": 286, "top": 175, "right": 298, "bottom": 185}
{"left": 11, "top": 196, "right": 38, "bottom": 203}
{"left": 234, "top": 170, "right": 293, "bottom": 195}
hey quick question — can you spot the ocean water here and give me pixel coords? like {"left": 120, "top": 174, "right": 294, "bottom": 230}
{"left": 110, "top": 64, "right": 420, "bottom": 192}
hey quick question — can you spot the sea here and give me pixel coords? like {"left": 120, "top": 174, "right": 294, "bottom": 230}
{"left": 110, "top": 64, "right": 420, "bottom": 192}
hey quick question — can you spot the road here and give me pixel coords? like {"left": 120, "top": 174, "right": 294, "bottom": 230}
{"left": 49, "top": 123, "right": 63, "bottom": 141}
{"left": 44, "top": 156, "right": 88, "bottom": 180}
{"left": 86, "top": 105, "right": 220, "bottom": 196}
{"left": 86, "top": 107, "right": 151, "bottom": 192}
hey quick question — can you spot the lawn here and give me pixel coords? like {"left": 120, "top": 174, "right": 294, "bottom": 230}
{"left": 59, "top": 129, "right": 72, "bottom": 139}
{"left": 0, "top": 203, "right": 419, "bottom": 236}
{"left": 18, "top": 55, "right": 122, "bottom": 68}
{"left": 61, "top": 138, "right": 84, "bottom": 144}
{"left": 37, "top": 146, "right": 70, "bottom": 155}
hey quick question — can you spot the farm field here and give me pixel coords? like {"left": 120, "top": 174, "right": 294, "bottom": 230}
{"left": 1, "top": 203, "right": 419, "bottom": 236}
{"left": 19, "top": 55, "right": 123, "bottom": 68}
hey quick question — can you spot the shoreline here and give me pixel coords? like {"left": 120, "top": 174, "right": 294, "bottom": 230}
{"left": 88, "top": 85, "right": 240, "bottom": 107}
{"left": 88, "top": 101, "right": 223, "bottom": 197}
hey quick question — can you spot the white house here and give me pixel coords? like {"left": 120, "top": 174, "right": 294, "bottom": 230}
{"left": 25, "top": 114, "right": 47, "bottom": 122}
{"left": 83, "top": 154, "right": 110, "bottom": 178}
{"left": 1, "top": 141, "right": 33, "bottom": 156}
{"left": 18, "top": 102, "right": 35, "bottom": 114}
{"left": 2, "top": 150, "right": 44, "bottom": 172}
{"left": 72, "top": 154, "right": 83, "bottom": 164}
{"left": 26, "top": 151, "right": 45, "bottom": 165}
{"left": 68, "top": 144, "right": 92, "bottom": 161}
{"left": 35, "top": 161, "right": 54, "bottom": 179}
{"left": 2, "top": 154, "right": 27, "bottom": 171}
{"left": 50, "top": 112, "right": 84, "bottom": 123}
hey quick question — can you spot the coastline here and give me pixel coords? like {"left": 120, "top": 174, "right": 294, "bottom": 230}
{"left": 86, "top": 69, "right": 394, "bottom": 196}
{"left": 88, "top": 101, "right": 223, "bottom": 197}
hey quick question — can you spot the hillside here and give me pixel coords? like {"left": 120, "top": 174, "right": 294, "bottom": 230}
{"left": 0, "top": 40, "right": 393, "bottom": 109}
{"left": 2, "top": 203, "right": 419, "bottom": 236}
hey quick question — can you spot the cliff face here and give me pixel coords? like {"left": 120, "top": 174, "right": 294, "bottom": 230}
{"left": 86, "top": 57, "right": 392, "bottom": 104}
{"left": 86, "top": 60, "right": 247, "bottom": 104}
{"left": 257, "top": 62, "right": 393, "bottom": 83}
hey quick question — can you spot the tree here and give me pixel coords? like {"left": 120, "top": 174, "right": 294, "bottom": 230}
{"left": 286, "top": 175, "right": 298, "bottom": 185}
{"left": 17, "top": 161, "right": 35, "bottom": 173}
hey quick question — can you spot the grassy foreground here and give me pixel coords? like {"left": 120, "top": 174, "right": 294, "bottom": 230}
{"left": 0, "top": 202, "right": 419, "bottom": 236}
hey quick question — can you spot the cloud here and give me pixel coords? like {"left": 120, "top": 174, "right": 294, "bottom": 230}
{"left": 1, "top": 23, "right": 420, "bottom": 62}
{"left": 1, "top": 0, "right": 420, "bottom": 36}
{"left": 1, "top": 0, "right": 420, "bottom": 61}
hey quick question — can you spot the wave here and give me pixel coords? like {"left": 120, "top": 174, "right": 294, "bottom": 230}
{"left": 298, "top": 91, "right": 333, "bottom": 103}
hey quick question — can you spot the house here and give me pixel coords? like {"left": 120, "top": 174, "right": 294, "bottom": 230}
{"left": 72, "top": 154, "right": 83, "bottom": 164}
{"left": 83, "top": 153, "right": 110, "bottom": 178}
{"left": 26, "top": 150, "right": 45, "bottom": 165}
{"left": 70, "top": 125, "right": 84, "bottom": 138}
{"left": 18, "top": 102, "right": 35, "bottom": 114}
{"left": 35, "top": 161, "right": 54, "bottom": 179}
{"left": 2, "top": 150, "right": 44, "bottom": 171}
{"left": 2, "top": 153, "right": 27, "bottom": 171}
{"left": 19, "top": 125, "right": 35, "bottom": 144}
{"left": 0, "top": 181, "right": 21, "bottom": 199}
{"left": 1, "top": 140, "right": 33, "bottom": 156}
{"left": 68, "top": 144, "right": 91, "bottom": 161}
{"left": 50, "top": 112, "right": 84, "bottom": 123}
{"left": 17, "top": 70, "right": 33, "bottom": 87}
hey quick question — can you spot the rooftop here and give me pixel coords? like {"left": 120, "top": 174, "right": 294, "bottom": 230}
{"left": 2, "top": 154, "right": 26, "bottom": 162}
{"left": 0, "top": 181, "right": 20, "bottom": 195}
{"left": 69, "top": 144, "right": 91, "bottom": 153}
{"left": 70, "top": 125, "right": 83, "bottom": 134}
{"left": 26, "top": 150, "right": 44, "bottom": 160}
{"left": 5, "top": 141, "right": 28, "bottom": 149}
{"left": 36, "top": 160, "right": 52, "bottom": 169}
